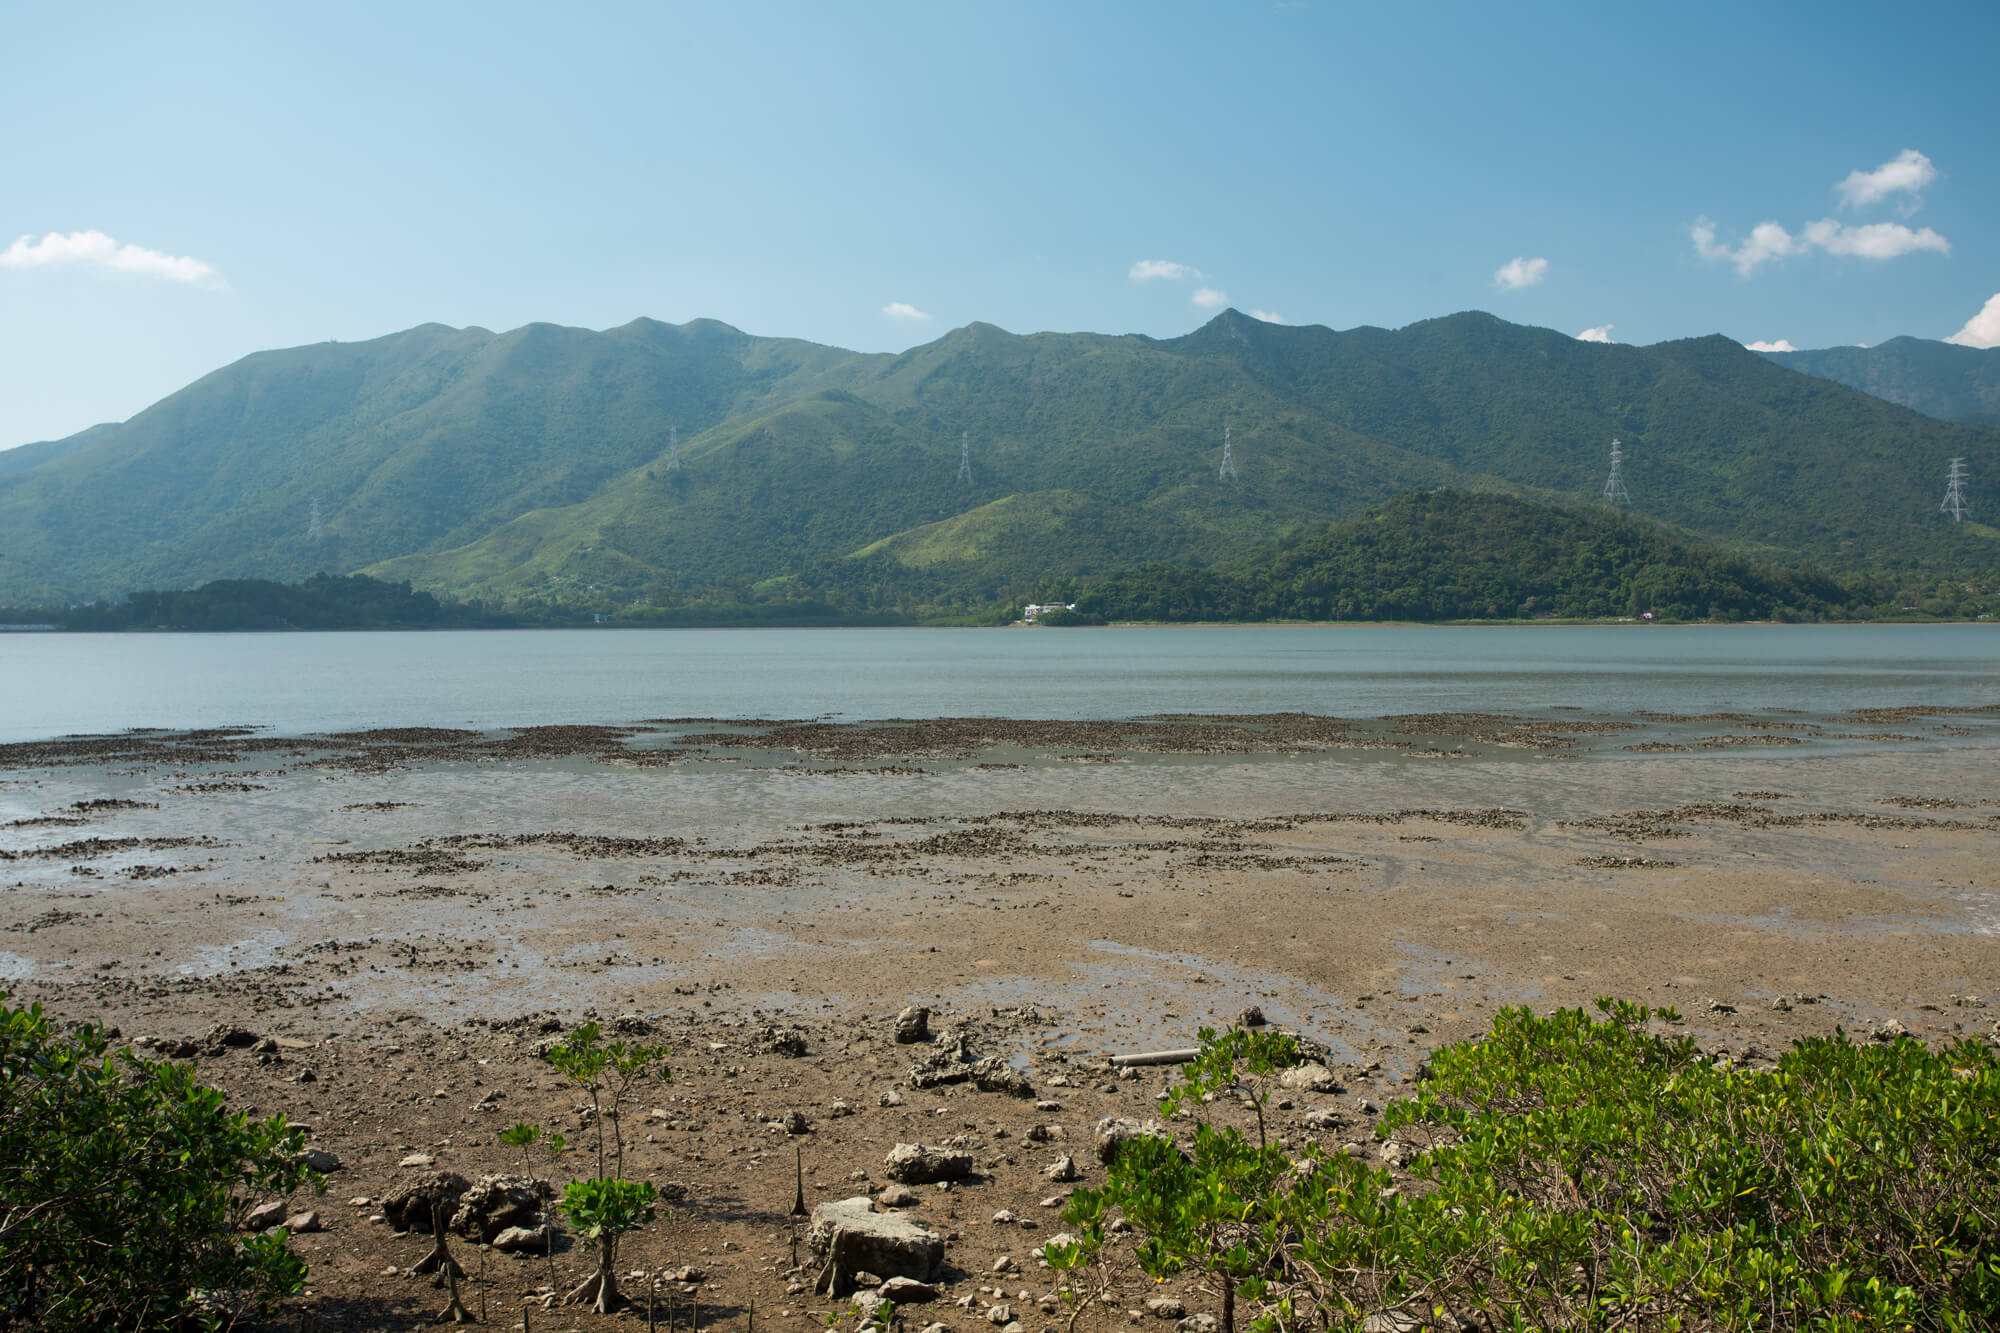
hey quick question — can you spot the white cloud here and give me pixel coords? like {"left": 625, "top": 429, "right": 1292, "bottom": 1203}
{"left": 1692, "top": 214, "right": 1947, "bottom": 276}
{"left": 1492, "top": 256, "right": 1548, "bottom": 290}
{"left": 1248, "top": 309, "right": 1285, "bottom": 323}
{"left": 1743, "top": 338, "right": 1798, "bottom": 353}
{"left": 1837, "top": 148, "right": 1937, "bottom": 210}
{"left": 1800, "top": 218, "right": 1949, "bottom": 261}
{"left": 1946, "top": 292, "right": 2000, "bottom": 349}
{"left": 1130, "top": 259, "right": 1201, "bottom": 282}
{"left": 1192, "top": 286, "right": 1228, "bottom": 309}
{"left": 0, "top": 229, "right": 219, "bottom": 283}
{"left": 1576, "top": 324, "right": 1615, "bottom": 343}
{"left": 881, "top": 301, "right": 931, "bottom": 321}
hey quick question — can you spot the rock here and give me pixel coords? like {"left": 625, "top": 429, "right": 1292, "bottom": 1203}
{"left": 920, "top": 1324, "right": 952, "bottom": 1333}
{"left": 1146, "top": 1297, "right": 1187, "bottom": 1319}
{"left": 896, "top": 1006, "right": 931, "bottom": 1044}
{"left": 986, "top": 1304, "right": 1014, "bottom": 1325}
{"left": 875, "top": 1183, "right": 920, "bottom": 1208}
{"left": 991, "top": 1255, "right": 1014, "bottom": 1273}
{"left": 300, "top": 1148, "right": 342, "bottom": 1172}
{"left": 1303, "top": 1108, "right": 1342, "bottom": 1130}
{"left": 610, "top": 1012, "right": 654, "bottom": 1036}
{"left": 879, "top": 1276, "right": 940, "bottom": 1304}
{"left": 880, "top": 1089, "right": 907, "bottom": 1107}
{"left": 884, "top": 1142, "right": 974, "bottom": 1185}
{"left": 1043, "top": 1154, "right": 1081, "bottom": 1182}
{"left": 1873, "top": 1018, "right": 1909, "bottom": 1041}
{"left": 283, "top": 1210, "right": 323, "bottom": 1233}
{"left": 1278, "top": 1063, "right": 1340, "bottom": 1093}
{"left": 1093, "top": 1116, "right": 1167, "bottom": 1165}
{"left": 243, "top": 1200, "right": 287, "bottom": 1231}
{"left": 399, "top": 1153, "right": 437, "bottom": 1169}
{"left": 1177, "top": 1316, "right": 1219, "bottom": 1333}
{"left": 203, "top": 1024, "right": 261, "bottom": 1049}
{"left": 1024, "top": 1123, "right": 1062, "bottom": 1143}
{"left": 970, "top": 1057, "right": 1034, "bottom": 1099}
{"left": 759, "top": 1025, "right": 810, "bottom": 1057}
{"left": 490, "top": 1224, "right": 551, "bottom": 1254}
{"left": 781, "top": 1110, "right": 811, "bottom": 1135}
{"left": 806, "top": 1196, "right": 945, "bottom": 1283}
{"left": 1770, "top": 995, "right": 1793, "bottom": 1012}
{"left": 381, "top": 1171, "right": 471, "bottom": 1233}
{"left": 1238, "top": 1006, "right": 1266, "bottom": 1027}
{"left": 1707, "top": 998, "right": 1738, "bottom": 1015}
{"left": 452, "top": 1173, "right": 554, "bottom": 1242}
{"left": 992, "top": 1209, "right": 1019, "bottom": 1224}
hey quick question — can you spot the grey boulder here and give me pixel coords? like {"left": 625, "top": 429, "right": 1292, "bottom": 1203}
{"left": 807, "top": 1196, "right": 945, "bottom": 1282}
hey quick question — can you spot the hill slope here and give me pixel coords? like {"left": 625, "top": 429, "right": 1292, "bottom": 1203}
{"left": 1076, "top": 490, "right": 1859, "bottom": 623}
{"left": 2, "top": 310, "right": 1992, "bottom": 606}
{"left": 1763, "top": 337, "right": 2000, "bottom": 427}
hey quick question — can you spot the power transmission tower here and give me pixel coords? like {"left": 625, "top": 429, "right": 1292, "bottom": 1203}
{"left": 1602, "top": 438, "right": 1632, "bottom": 506}
{"left": 1218, "top": 425, "right": 1237, "bottom": 481}
{"left": 1940, "top": 457, "right": 1969, "bottom": 521}
{"left": 664, "top": 425, "right": 681, "bottom": 470}
{"left": 956, "top": 430, "right": 972, "bottom": 485}
{"left": 307, "top": 497, "right": 322, "bottom": 542}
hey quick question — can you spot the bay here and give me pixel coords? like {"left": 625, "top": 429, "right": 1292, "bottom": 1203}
{"left": 1, "top": 623, "right": 1996, "bottom": 744}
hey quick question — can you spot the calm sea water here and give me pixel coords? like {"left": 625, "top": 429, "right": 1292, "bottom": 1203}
{"left": 1, "top": 624, "right": 1996, "bottom": 744}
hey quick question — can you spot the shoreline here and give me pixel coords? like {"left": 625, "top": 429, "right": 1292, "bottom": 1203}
{"left": 3, "top": 708, "right": 1995, "bottom": 1329}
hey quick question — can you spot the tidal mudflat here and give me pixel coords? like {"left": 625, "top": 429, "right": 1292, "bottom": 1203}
{"left": 3, "top": 707, "right": 1995, "bottom": 1328}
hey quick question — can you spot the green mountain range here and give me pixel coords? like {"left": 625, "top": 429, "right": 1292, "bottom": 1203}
{"left": 1762, "top": 337, "right": 2000, "bottom": 428}
{"left": 2, "top": 310, "right": 1992, "bottom": 610}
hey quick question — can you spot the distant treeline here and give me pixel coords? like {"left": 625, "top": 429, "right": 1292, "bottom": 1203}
{"left": 0, "top": 575, "right": 917, "bottom": 632}
{"left": 3, "top": 574, "right": 515, "bottom": 631}
{"left": 1064, "top": 491, "right": 1990, "bottom": 624}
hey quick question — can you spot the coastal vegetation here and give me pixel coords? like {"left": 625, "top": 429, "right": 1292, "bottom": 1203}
{"left": 1051, "top": 1005, "right": 2000, "bottom": 1331}
{"left": 0, "top": 996, "right": 319, "bottom": 1331}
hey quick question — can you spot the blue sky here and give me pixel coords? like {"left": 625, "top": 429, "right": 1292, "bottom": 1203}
{"left": 4, "top": 0, "right": 1998, "bottom": 448}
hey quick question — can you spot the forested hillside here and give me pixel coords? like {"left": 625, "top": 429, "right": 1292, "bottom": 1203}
{"left": 1765, "top": 337, "right": 2000, "bottom": 426}
{"left": 2, "top": 310, "right": 1992, "bottom": 609}
{"left": 1073, "top": 491, "right": 1867, "bottom": 623}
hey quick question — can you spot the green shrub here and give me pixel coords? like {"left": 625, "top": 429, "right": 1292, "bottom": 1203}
{"left": 0, "top": 995, "right": 318, "bottom": 1331}
{"left": 1058, "top": 1000, "right": 2000, "bottom": 1331}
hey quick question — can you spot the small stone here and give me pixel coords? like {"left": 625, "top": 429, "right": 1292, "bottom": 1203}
{"left": 987, "top": 1304, "right": 1014, "bottom": 1325}
{"left": 876, "top": 1183, "right": 920, "bottom": 1208}
{"left": 781, "top": 1110, "right": 811, "bottom": 1135}
{"left": 896, "top": 1006, "right": 932, "bottom": 1044}
{"left": 490, "top": 1224, "right": 551, "bottom": 1254}
{"left": 1043, "top": 1154, "right": 1081, "bottom": 1182}
{"left": 1145, "top": 1297, "right": 1187, "bottom": 1319}
{"left": 991, "top": 1255, "right": 1015, "bottom": 1273}
{"left": 1093, "top": 1117, "right": 1167, "bottom": 1165}
{"left": 880, "top": 1089, "right": 908, "bottom": 1107}
{"left": 347, "top": 1196, "right": 372, "bottom": 1207}
{"left": 1177, "top": 1316, "right": 1219, "bottom": 1333}
{"left": 243, "top": 1201, "right": 286, "bottom": 1231}
{"left": 1238, "top": 1006, "right": 1266, "bottom": 1027}
{"left": 879, "top": 1276, "right": 939, "bottom": 1304}
{"left": 283, "top": 1210, "right": 322, "bottom": 1233}
{"left": 399, "top": 1153, "right": 436, "bottom": 1169}
{"left": 1278, "top": 1063, "right": 1340, "bottom": 1094}
{"left": 885, "top": 1143, "right": 974, "bottom": 1184}
{"left": 992, "top": 1209, "right": 1018, "bottom": 1224}
{"left": 301, "top": 1148, "right": 342, "bottom": 1172}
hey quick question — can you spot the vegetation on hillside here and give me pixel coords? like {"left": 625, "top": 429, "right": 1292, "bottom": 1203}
{"left": 2, "top": 310, "right": 1992, "bottom": 606}
{"left": 1767, "top": 336, "right": 2000, "bottom": 426}
{"left": 1072, "top": 491, "right": 1876, "bottom": 623}
{"left": 2, "top": 493, "right": 1989, "bottom": 628}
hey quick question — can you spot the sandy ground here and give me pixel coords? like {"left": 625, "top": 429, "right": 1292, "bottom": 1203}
{"left": 2, "top": 710, "right": 1996, "bottom": 1331}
